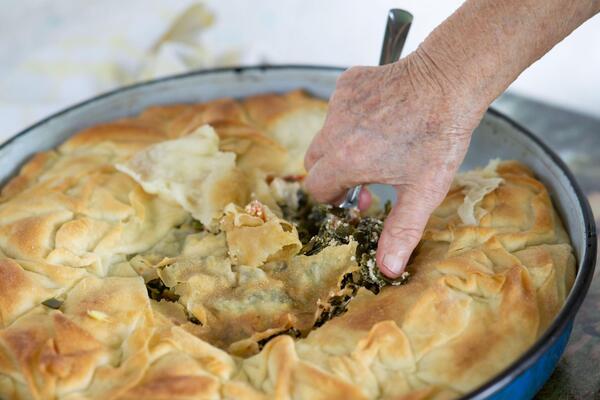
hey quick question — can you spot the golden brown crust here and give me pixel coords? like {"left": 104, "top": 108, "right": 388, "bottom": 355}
{"left": 0, "top": 151, "right": 59, "bottom": 201}
{"left": 0, "top": 91, "right": 574, "bottom": 400}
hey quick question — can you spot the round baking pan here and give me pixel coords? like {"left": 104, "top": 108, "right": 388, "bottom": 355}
{"left": 0, "top": 66, "right": 596, "bottom": 399}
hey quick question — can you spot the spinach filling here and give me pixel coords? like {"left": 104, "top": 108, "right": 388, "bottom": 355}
{"left": 143, "top": 188, "right": 409, "bottom": 345}
{"left": 256, "top": 328, "right": 302, "bottom": 351}
{"left": 146, "top": 277, "right": 203, "bottom": 325}
{"left": 146, "top": 278, "right": 180, "bottom": 302}
{"left": 280, "top": 188, "right": 410, "bottom": 328}
{"left": 42, "top": 297, "right": 64, "bottom": 310}
{"left": 281, "top": 190, "right": 408, "bottom": 293}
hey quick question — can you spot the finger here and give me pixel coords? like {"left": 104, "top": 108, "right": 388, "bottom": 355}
{"left": 376, "top": 185, "right": 445, "bottom": 278}
{"left": 358, "top": 187, "right": 372, "bottom": 211}
{"left": 304, "top": 95, "right": 346, "bottom": 172}
{"left": 304, "top": 128, "right": 328, "bottom": 172}
{"left": 304, "top": 157, "right": 354, "bottom": 204}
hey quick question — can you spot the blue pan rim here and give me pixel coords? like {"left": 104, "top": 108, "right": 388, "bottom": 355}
{"left": 1, "top": 64, "right": 596, "bottom": 399}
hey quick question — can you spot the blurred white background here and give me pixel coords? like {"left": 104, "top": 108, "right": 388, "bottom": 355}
{"left": 1, "top": 0, "right": 599, "bottom": 142}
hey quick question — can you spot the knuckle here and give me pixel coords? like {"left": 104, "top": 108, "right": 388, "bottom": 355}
{"left": 345, "top": 66, "right": 362, "bottom": 75}
{"left": 318, "top": 126, "right": 336, "bottom": 143}
{"left": 401, "top": 181, "right": 448, "bottom": 209}
{"left": 304, "top": 156, "right": 315, "bottom": 171}
{"left": 423, "top": 182, "right": 452, "bottom": 207}
{"left": 384, "top": 224, "right": 423, "bottom": 244}
{"left": 422, "top": 185, "right": 449, "bottom": 206}
{"left": 338, "top": 66, "right": 366, "bottom": 83}
{"left": 340, "top": 66, "right": 358, "bottom": 79}
{"left": 304, "top": 144, "right": 320, "bottom": 163}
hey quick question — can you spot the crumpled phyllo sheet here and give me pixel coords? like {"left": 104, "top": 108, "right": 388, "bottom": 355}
{"left": 211, "top": 120, "right": 289, "bottom": 176}
{"left": 454, "top": 159, "right": 504, "bottom": 225}
{"left": 116, "top": 124, "right": 249, "bottom": 228}
{"left": 153, "top": 202, "right": 359, "bottom": 357}
{"left": 220, "top": 201, "right": 301, "bottom": 267}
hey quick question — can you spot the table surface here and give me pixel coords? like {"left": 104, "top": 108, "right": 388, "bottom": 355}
{"left": 493, "top": 94, "right": 600, "bottom": 399}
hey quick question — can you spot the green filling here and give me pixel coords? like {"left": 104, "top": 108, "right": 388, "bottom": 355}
{"left": 282, "top": 191, "right": 408, "bottom": 294}
{"left": 281, "top": 189, "right": 409, "bottom": 328}
{"left": 257, "top": 328, "right": 302, "bottom": 351}
{"left": 146, "top": 278, "right": 179, "bottom": 302}
{"left": 42, "top": 297, "right": 63, "bottom": 310}
{"left": 143, "top": 187, "right": 410, "bottom": 345}
{"left": 190, "top": 219, "right": 204, "bottom": 232}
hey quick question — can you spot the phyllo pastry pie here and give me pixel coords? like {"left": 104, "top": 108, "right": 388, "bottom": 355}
{"left": 0, "top": 91, "right": 574, "bottom": 400}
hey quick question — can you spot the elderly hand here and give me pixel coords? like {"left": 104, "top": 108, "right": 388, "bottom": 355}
{"left": 304, "top": 52, "right": 486, "bottom": 278}
{"left": 304, "top": 0, "right": 600, "bottom": 278}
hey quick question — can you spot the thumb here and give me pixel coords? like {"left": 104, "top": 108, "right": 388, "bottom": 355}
{"left": 304, "top": 129, "right": 327, "bottom": 172}
{"left": 376, "top": 185, "right": 445, "bottom": 278}
{"left": 304, "top": 157, "right": 354, "bottom": 204}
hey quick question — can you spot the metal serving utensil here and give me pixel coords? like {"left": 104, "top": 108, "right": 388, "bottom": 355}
{"left": 338, "top": 9, "right": 413, "bottom": 209}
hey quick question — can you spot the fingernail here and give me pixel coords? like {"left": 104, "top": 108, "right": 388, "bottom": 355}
{"left": 383, "top": 254, "right": 405, "bottom": 276}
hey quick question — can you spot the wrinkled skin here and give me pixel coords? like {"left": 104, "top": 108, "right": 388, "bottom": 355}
{"left": 304, "top": 0, "right": 600, "bottom": 278}
{"left": 304, "top": 53, "right": 485, "bottom": 278}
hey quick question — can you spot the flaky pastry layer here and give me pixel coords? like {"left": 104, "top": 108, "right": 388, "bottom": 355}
{"left": 0, "top": 91, "right": 574, "bottom": 400}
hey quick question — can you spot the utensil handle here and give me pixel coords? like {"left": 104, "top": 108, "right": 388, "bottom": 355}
{"left": 379, "top": 9, "right": 413, "bottom": 66}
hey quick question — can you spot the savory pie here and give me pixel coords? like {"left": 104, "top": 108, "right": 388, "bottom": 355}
{"left": 0, "top": 90, "right": 575, "bottom": 399}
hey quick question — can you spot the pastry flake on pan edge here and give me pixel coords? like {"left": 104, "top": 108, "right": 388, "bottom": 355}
{"left": 0, "top": 90, "right": 575, "bottom": 400}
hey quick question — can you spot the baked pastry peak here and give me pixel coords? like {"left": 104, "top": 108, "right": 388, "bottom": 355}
{"left": 0, "top": 91, "right": 574, "bottom": 399}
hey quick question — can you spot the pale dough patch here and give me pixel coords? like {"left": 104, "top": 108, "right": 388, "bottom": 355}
{"left": 116, "top": 125, "right": 246, "bottom": 227}
{"left": 455, "top": 159, "right": 504, "bottom": 225}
